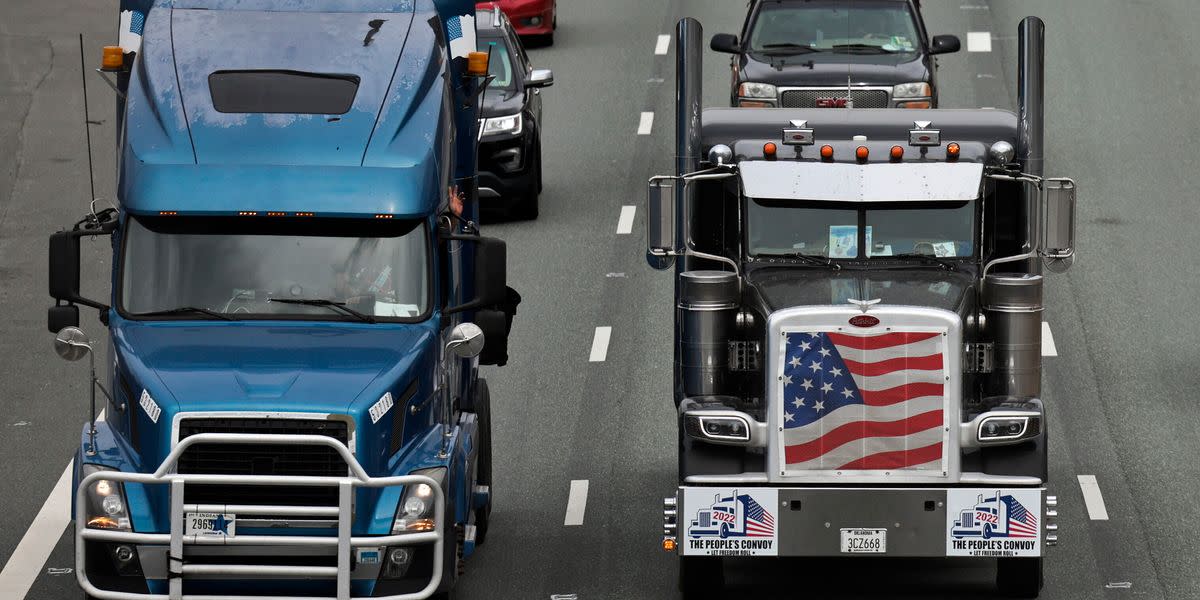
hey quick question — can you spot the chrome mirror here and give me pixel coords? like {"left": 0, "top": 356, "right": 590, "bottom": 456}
{"left": 525, "top": 69, "right": 554, "bottom": 88}
{"left": 54, "top": 326, "right": 92, "bottom": 362}
{"left": 1041, "top": 178, "right": 1076, "bottom": 271}
{"left": 646, "top": 177, "right": 676, "bottom": 270}
{"left": 446, "top": 323, "right": 485, "bottom": 359}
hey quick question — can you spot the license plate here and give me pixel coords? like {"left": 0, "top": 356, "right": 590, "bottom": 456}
{"left": 840, "top": 528, "right": 886, "bottom": 553}
{"left": 185, "top": 512, "right": 236, "bottom": 537}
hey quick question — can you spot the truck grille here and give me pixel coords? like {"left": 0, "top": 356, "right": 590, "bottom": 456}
{"left": 780, "top": 88, "right": 890, "bottom": 109}
{"left": 178, "top": 418, "right": 352, "bottom": 508}
{"left": 772, "top": 324, "right": 950, "bottom": 477}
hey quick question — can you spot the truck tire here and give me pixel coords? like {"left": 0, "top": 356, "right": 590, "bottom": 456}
{"left": 431, "top": 503, "right": 460, "bottom": 600}
{"left": 678, "top": 556, "right": 724, "bottom": 599}
{"left": 472, "top": 380, "right": 493, "bottom": 546}
{"left": 996, "top": 557, "right": 1043, "bottom": 598}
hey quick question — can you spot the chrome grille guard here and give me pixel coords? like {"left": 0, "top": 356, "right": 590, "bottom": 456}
{"left": 76, "top": 433, "right": 444, "bottom": 600}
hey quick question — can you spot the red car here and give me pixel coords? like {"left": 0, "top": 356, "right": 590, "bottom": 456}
{"left": 477, "top": 0, "right": 556, "bottom": 44}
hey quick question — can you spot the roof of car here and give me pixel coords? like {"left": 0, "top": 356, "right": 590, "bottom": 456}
{"left": 474, "top": 3, "right": 509, "bottom": 30}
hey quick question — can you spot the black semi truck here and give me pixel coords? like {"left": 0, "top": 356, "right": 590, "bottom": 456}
{"left": 648, "top": 16, "right": 1076, "bottom": 599}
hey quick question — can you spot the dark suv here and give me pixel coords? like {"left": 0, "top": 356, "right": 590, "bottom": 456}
{"left": 477, "top": 4, "right": 554, "bottom": 219}
{"left": 711, "top": 0, "right": 959, "bottom": 109}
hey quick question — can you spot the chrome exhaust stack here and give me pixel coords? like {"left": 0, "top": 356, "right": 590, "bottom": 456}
{"left": 675, "top": 17, "right": 703, "bottom": 275}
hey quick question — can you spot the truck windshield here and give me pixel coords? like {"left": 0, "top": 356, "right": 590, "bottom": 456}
{"left": 120, "top": 216, "right": 429, "bottom": 321}
{"left": 748, "top": 1, "right": 921, "bottom": 57}
{"left": 747, "top": 199, "right": 975, "bottom": 260}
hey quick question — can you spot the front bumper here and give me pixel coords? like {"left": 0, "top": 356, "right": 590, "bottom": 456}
{"left": 478, "top": 134, "right": 536, "bottom": 202}
{"left": 77, "top": 433, "right": 445, "bottom": 600}
{"left": 503, "top": 2, "right": 554, "bottom": 36}
{"left": 666, "top": 486, "right": 1055, "bottom": 559}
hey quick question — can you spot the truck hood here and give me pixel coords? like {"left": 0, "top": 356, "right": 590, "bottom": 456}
{"left": 113, "top": 321, "right": 435, "bottom": 416}
{"left": 745, "top": 267, "right": 974, "bottom": 313}
{"left": 740, "top": 52, "right": 929, "bottom": 87}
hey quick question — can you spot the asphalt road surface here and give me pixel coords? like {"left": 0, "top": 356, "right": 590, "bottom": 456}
{"left": 1, "top": 1, "right": 1198, "bottom": 599}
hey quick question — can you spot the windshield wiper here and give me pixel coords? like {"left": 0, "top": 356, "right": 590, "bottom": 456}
{"left": 889, "top": 253, "right": 959, "bottom": 270}
{"left": 268, "top": 298, "right": 377, "bottom": 324}
{"left": 831, "top": 43, "right": 894, "bottom": 54}
{"left": 134, "top": 306, "right": 234, "bottom": 321}
{"left": 763, "top": 252, "right": 842, "bottom": 270}
{"left": 758, "top": 43, "right": 823, "bottom": 55}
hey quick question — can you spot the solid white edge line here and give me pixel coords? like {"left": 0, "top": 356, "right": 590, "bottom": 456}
{"left": 589, "top": 327, "right": 612, "bottom": 362}
{"left": 616, "top": 205, "right": 636, "bottom": 235}
{"left": 0, "top": 463, "right": 73, "bottom": 599}
{"left": 564, "top": 479, "right": 589, "bottom": 526}
{"left": 637, "top": 112, "right": 654, "bottom": 135}
{"left": 655, "top": 34, "right": 671, "bottom": 55}
{"left": 967, "top": 31, "right": 993, "bottom": 52}
{"left": 1042, "top": 322, "right": 1058, "bottom": 357}
{"left": 1077, "top": 474, "right": 1110, "bottom": 520}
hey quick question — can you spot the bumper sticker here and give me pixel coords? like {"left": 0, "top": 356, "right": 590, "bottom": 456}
{"left": 681, "top": 488, "right": 778, "bottom": 557}
{"left": 947, "top": 489, "right": 1042, "bottom": 557}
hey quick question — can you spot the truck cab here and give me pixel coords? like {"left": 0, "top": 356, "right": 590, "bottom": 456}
{"left": 652, "top": 16, "right": 1074, "bottom": 599}
{"left": 49, "top": 1, "right": 513, "bottom": 598}
{"left": 711, "top": 0, "right": 960, "bottom": 109}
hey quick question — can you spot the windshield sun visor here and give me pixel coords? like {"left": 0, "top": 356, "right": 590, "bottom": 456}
{"left": 739, "top": 161, "right": 984, "bottom": 203}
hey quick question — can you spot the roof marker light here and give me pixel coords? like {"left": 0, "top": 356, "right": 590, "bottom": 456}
{"left": 763, "top": 142, "right": 777, "bottom": 159}
{"left": 467, "top": 52, "right": 490, "bottom": 77}
{"left": 947, "top": 142, "right": 961, "bottom": 160}
{"left": 294, "top": 212, "right": 315, "bottom": 217}
{"left": 856, "top": 146, "right": 869, "bottom": 162}
{"left": 890, "top": 146, "right": 904, "bottom": 161}
{"left": 266, "top": 211, "right": 286, "bottom": 217}
{"left": 158, "top": 211, "right": 177, "bottom": 216}
{"left": 820, "top": 145, "right": 834, "bottom": 161}
{"left": 375, "top": 214, "right": 394, "bottom": 219}
{"left": 101, "top": 46, "right": 124, "bottom": 71}
{"left": 237, "top": 211, "right": 258, "bottom": 217}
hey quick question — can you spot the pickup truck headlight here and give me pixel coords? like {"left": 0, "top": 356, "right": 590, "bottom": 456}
{"left": 82, "top": 464, "right": 131, "bottom": 531}
{"left": 391, "top": 467, "right": 445, "bottom": 534}
{"left": 892, "top": 82, "right": 932, "bottom": 99}
{"left": 738, "top": 82, "right": 777, "bottom": 100}
{"left": 480, "top": 113, "right": 523, "bottom": 137}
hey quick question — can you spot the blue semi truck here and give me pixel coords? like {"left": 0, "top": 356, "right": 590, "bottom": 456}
{"left": 47, "top": 1, "right": 515, "bottom": 598}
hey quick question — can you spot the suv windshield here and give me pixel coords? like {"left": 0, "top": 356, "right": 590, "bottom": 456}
{"left": 748, "top": 1, "right": 921, "bottom": 57}
{"left": 479, "top": 36, "right": 515, "bottom": 90}
{"left": 121, "top": 216, "right": 429, "bottom": 321}
{"left": 747, "top": 199, "right": 975, "bottom": 259}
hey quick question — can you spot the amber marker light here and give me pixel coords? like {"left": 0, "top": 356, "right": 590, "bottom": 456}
{"left": 947, "top": 142, "right": 961, "bottom": 160}
{"left": 158, "top": 211, "right": 178, "bottom": 216}
{"left": 101, "top": 46, "right": 124, "bottom": 71}
{"left": 820, "top": 145, "right": 834, "bottom": 161}
{"left": 375, "top": 214, "right": 395, "bottom": 219}
{"left": 856, "top": 146, "right": 869, "bottom": 162}
{"left": 763, "top": 142, "right": 777, "bottom": 159}
{"left": 890, "top": 146, "right": 904, "bottom": 161}
{"left": 467, "top": 51, "right": 490, "bottom": 77}
{"left": 237, "top": 211, "right": 258, "bottom": 217}
{"left": 662, "top": 538, "right": 677, "bottom": 552}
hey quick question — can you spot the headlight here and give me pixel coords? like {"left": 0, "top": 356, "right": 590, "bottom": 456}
{"left": 892, "top": 82, "right": 932, "bottom": 99}
{"left": 480, "top": 113, "right": 523, "bottom": 137}
{"left": 82, "top": 464, "right": 131, "bottom": 531}
{"left": 391, "top": 467, "right": 444, "bottom": 534}
{"left": 738, "top": 82, "right": 777, "bottom": 100}
{"left": 683, "top": 411, "right": 754, "bottom": 446}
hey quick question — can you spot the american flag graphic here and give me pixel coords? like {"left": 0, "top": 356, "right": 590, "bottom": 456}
{"left": 781, "top": 330, "right": 946, "bottom": 471}
{"left": 1001, "top": 496, "right": 1039, "bottom": 538}
{"left": 741, "top": 495, "right": 775, "bottom": 537}
{"left": 446, "top": 15, "right": 463, "bottom": 41}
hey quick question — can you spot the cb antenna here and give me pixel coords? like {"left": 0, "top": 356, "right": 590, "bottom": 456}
{"left": 78, "top": 34, "right": 100, "bottom": 219}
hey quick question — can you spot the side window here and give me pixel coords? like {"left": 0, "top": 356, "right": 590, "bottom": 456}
{"left": 510, "top": 30, "right": 532, "bottom": 75}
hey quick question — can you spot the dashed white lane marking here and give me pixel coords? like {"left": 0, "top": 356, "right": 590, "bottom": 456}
{"left": 564, "top": 479, "right": 589, "bottom": 526}
{"left": 589, "top": 327, "right": 612, "bottom": 362}
{"left": 1078, "top": 475, "right": 1110, "bottom": 521}
{"left": 637, "top": 111, "right": 654, "bottom": 135}
{"left": 0, "top": 463, "right": 73, "bottom": 599}
{"left": 0, "top": 411, "right": 106, "bottom": 599}
{"left": 655, "top": 34, "right": 671, "bottom": 55}
{"left": 616, "top": 205, "right": 636, "bottom": 235}
{"left": 1042, "top": 322, "right": 1058, "bottom": 357}
{"left": 967, "top": 31, "right": 992, "bottom": 52}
